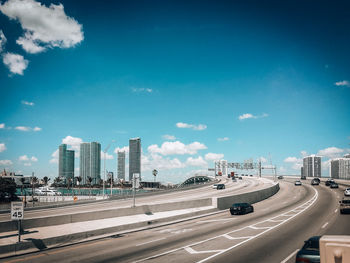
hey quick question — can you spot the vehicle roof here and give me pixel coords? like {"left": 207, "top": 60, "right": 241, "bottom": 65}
{"left": 232, "top": 202, "right": 250, "bottom": 206}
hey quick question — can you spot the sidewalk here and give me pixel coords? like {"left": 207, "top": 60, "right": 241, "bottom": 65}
{"left": 0, "top": 205, "right": 219, "bottom": 259}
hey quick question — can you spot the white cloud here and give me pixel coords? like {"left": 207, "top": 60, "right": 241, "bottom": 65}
{"left": 258, "top": 157, "right": 268, "bottom": 163}
{"left": 2, "top": 52, "right": 28, "bottom": 75}
{"left": 205, "top": 153, "right": 224, "bottom": 161}
{"left": 132, "top": 87, "right": 153, "bottom": 93}
{"left": 50, "top": 149, "right": 58, "bottom": 164}
{"left": 0, "top": 123, "right": 4, "bottom": 129}
{"left": 0, "top": 143, "right": 6, "bottom": 152}
{"left": 334, "top": 80, "right": 350, "bottom": 87}
{"left": 148, "top": 141, "right": 207, "bottom": 156}
{"left": 176, "top": 122, "right": 207, "bottom": 131}
{"left": 162, "top": 134, "right": 176, "bottom": 140}
{"left": 300, "top": 150, "right": 308, "bottom": 157}
{"left": 62, "top": 135, "right": 83, "bottom": 152}
{"left": 31, "top": 156, "right": 38, "bottom": 162}
{"left": 23, "top": 162, "right": 31, "bottom": 166}
{"left": 238, "top": 113, "right": 269, "bottom": 120}
{"left": 318, "top": 147, "right": 344, "bottom": 159}
{"left": 284, "top": 157, "right": 300, "bottom": 163}
{"left": 101, "top": 151, "right": 114, "bottom": 160}
{"left": 0, "top": 0, "right": 84, "bottom": 54}
{"left": 114, "top": 146, "right": 129, "bottom": 154}
{"left": 142, "top": 153, "right": 184, "bottom": 172}
{"left": 0, "top": 29, "right": 6, "bottom": 52}
{"left": 217, "top": 137, "right": 229, "bottom": 142}
{"left": 0, "top": 160, "right": 12, "bottom": 166}
{"left": 21, "top": 100, "right": 34, "bottom": 106}
{"left": 186, "top": 156, "right": 207, "bottom": 167}
{"left": 19, "top": 155, "right": 29, "bottom": 161}
{"left": 15, "top": 126, "right": 41, "bottom": 131}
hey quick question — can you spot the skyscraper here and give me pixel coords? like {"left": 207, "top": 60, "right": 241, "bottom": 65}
{"left": 331, "top": 156, "right": 350, "bottom": 180}
{"left": 129, "top": 137, "right": 141, "bottom": 181}
{"left": 303, "top": 155, "right": 321, "bottom": 178}
{"left": 58, "top": 144, "right": 74, "bottom": 180}
{"left": 117, "top": 151, "right": 125, "bottom": 181}
{"left": 80, "top": 142, "right": 101, "bottom": 185}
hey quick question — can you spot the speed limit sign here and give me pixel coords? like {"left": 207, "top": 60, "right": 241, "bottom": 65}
{"left": 11, "top": 202, "right": 24, "bottom": 220}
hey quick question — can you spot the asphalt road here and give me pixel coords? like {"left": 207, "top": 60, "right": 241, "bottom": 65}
{"left": 2, "top": 179, "right": 348, "bottom": 263}
{"left": 0, "top": 176, "right": 273, "bottom": 221}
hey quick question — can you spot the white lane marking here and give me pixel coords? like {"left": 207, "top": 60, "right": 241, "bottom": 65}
{"left": 135, "top": 187, "right": 318, "bottom": 263}
{"left": 197, "top": 218, "right": 236, "bottom": 223}
{"left": 280, "top": 249, "right": 299, "bottom": 263}
{"left": 184, "top": 247, "right": 223, "bottom": 254}
{"left": 249, "top": 226, "right": 271, "bottom": 230}
{"left": 335, "top": 209, "right": 338, "bottom": 213}
{"left": 223, "top": 234, "right": 253, "bottom": 240}
{"left": 135, "top": 237, "right": 166, "bottom": 247}
{"left": 267, "top": 219, "right": 284, "bottom": 223}
{"left": 282, "top": 201, "right": 288, "bottom": 204}
{"left": 322, "top": 222, "right": 329, "bottom": 229}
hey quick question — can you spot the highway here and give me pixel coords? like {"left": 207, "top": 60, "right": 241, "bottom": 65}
{"left": 1, "top": 178, "right": 349, "bottom": 263}
{"left": 0, "top": 176, "right": 272, "bottom": 221}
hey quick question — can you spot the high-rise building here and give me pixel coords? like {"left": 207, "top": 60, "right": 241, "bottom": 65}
{"left": 58, "top": 144, "right": 74, "bottom": 180}
{"left": 80, "top": 142, "right": 101, "bottom": 185}
{"left": 129, "top": 138, "right": 141, "bottom": 181}
{"left": 117, "top": 151, "right": 125, "bottom": 181}
{"left": 302, "top": 155, "right": 321, "bottom": 178}
{"left": 221, "top": 160, "right": 228, "bottom": 177}
{"left": 331, "top": 158, "right": 350, "bottom": 180}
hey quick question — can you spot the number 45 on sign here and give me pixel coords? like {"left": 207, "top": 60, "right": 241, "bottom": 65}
{"left": 11, "top": 202, "right": 24, "bottom": 220}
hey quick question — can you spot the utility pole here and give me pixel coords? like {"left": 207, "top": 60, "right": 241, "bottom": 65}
{"left": 103, "top": 140, "right": 115, "bottom": 199}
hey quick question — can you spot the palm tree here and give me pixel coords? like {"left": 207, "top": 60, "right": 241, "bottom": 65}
{"left": 43, "top": 176, "right": 50, "bottom": 186}
{"left": 87, "top": 176, "right": 93, "bottom": 198}
{"left": 53, "top": 176, "right": 61, "bottom": 187}
{"left": 20, "top": 177, "right": 26, "bottom": 196}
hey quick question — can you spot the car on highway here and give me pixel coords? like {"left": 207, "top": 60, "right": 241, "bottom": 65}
{"left": 344, "top": 188, "right": 350, "bottom": 197}
{"left": 330, "top": 183, "right": 339, "bottom": 189}
{"left": 230, "top": 203, "right": 254, "bottom": 215}
{"left": 295, "top": 180, "right": 302, "bottom": 186}
{"left": 325, "top": 179, "right": 335, "bottom": 186}
{"left": 295, "top": 236, "right": 320, "bottom": 263}
{"left": 278, "top": 175, "right": 284, "bottom": 179}
{"left": 232, "top": 177, "right": 237, "bottom": 182}
{"left": 301, "top": 175, "right": 306, "bottom": 180}
{"left": 313, "top": 178, "right": 321, "bottom": 183}
{"left": 212, "top": 184, "right": 218, "bottom": 189}
{"left": 311, "top": 179, "right": 319, "bottom": 185}
{"left": 238, "top": 176, "right": 242, "bottom": 180}
{"left": 216, "top": 184, "right": 225, "bottom": 190}
{"left": 339, "top": 198, "right": 350, "bottom": 214}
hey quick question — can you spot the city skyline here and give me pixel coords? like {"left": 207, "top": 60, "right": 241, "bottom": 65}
{"left": 1, "top": 0, "right": 350, "bottom": 183}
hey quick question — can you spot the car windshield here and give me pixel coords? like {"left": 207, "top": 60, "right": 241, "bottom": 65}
{"left": 233, "top": 203, "right": 247, "bottom": 207}
{"left": 342, "top": 200, "right": 350, "bottom": 204}
{"left": 303, "top": 239, "right": 320, "bottom": 250}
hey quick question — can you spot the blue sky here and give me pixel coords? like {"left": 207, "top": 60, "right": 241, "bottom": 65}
{"left": 0, "top": 0, "right": 349, "bottom": 183}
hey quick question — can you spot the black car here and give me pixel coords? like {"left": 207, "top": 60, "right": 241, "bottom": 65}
{"left": 230, "top": 203, "right": 254, "bottom": 215}
{"left": 217, "top": 184, "right": 225, "bottom": 190}
{"left": 278, "top": 175, "right": 284, "bottom": 179}
{"left": 311, "top": 179, "right": 319, "bottom": 185}
{"left": 238, "top": 176, "right": 242, "bottom": 180}
{"left": 330, "top": 183, "right": 339, "bottom": 189}
{"left": 295, "top": 236, "right": 320, "bottom": 263}
{"left": 313, "top": 178, "right": 321, "bottom": 183}
{"left": 339, "top": 198, "right": 350, "bottom": 214}
{"left": 325, "top": 179, "right": 335, "bottom": 186}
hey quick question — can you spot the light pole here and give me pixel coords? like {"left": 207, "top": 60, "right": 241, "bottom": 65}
{"left": 103, "top": 140, "right": 115, "bottom": 199}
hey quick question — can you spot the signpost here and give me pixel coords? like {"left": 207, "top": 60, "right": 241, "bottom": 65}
{"left": 132, "top": 173, "right": 140, "bottom": 207}
{"left": 11, "top": 202, "right": 24, "bottom": 242}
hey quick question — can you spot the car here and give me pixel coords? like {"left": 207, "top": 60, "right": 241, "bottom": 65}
{"left": 238, "top": 176, "right": 242, "bottom": 180}
{"left": 325, "top": 179, "right": 335, "bottom": 186}
{"left": 311, "top": 179, "right": 319, "bottom": 185}
{"left": 301, "top": 175, "right": 306, "bottom": 180}
{"left": 277, "top": 175, "right": 284, "bottom": 179}
{"left": 232, "top": 177, "right": 237, "bottom": 182}
{"left": 313, "top": 178, "right": 321, "bottom": 183}
{"left": 230, "top": 203, "right": 254, "bottom": 215}
{"left": 295, "top": 180, "right": 302, "bottom": 186}
{"left": 212, "top": 184, "right": 218, "bottom": 189}
{"left": 249, "top": 174, "right": 253, "bottom": 177}
{"left": 339, "top": 198, "right": 350, "bottom": 214}
{"left": 216, "top": 184, "right": 225, "bottom": 190}
{"left": 295, "top": 236, "right": 320, "bottom": 263}
{"left": 344, "top": 188, "right": 350, "bottom": 197}
{"left": 330, "top": 183, "right": 339, "bottom": 189}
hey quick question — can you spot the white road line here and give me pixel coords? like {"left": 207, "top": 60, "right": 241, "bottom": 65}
{"left": 322, "top": 222, "right": 329, "bottom": 229}
{"left": 223, "top": 234, "right": 253, "bottom": 240}
{"left": 249, "top": 226, "right": 271, "bottom": 230}
{"left": 335, "top": 209, "right": 338, "bottom": 213}
{"left": 197, "top": 218, "right": 236, "bottom": 223}
{"left": 184, "top": 247, "right": 223, "bottom": 254}
{"left": 280, "top": 249, "right": 299, "bottom": 263}
{"left": 135, "top": 237, "right": 166, "bottom": 247}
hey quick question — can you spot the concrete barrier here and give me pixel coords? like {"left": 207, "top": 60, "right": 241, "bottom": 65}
{"left": 215, "top": 183, "right": 280, "bottom": 210}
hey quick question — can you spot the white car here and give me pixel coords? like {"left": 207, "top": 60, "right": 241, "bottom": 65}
{"left": 295, "top": 180, "right": 302, "bottom": 186}
{"left": 345, "top": 188, "right": 350, "bottom": 197}
{"left": 212, "top": 184, "right": 218, "bottom": 189}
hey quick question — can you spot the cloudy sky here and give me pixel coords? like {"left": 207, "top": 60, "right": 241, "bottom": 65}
{"left": 1, "top": 0, "right": 349, "bottom": 183}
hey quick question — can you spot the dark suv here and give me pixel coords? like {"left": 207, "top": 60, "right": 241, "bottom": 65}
{"left": 295, "top": 236, "right": 320, "bottom": 263}
{"left": 325, "top": 179, "right": 335, "bottom": 186}
{"left": 216, "top": 184, "right": 225, "bottom": 190}
{"left": 230, "top": 203, "right": 254, "bottom": 215}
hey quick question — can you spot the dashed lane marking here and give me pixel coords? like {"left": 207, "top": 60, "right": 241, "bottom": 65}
{"left": 136, "top": 237, "right": 166, "bottom": 247}
{"left": 280, "top": 249, "right": 299, "bottom": 263}
{"left": 322, "top": 222, "right": 329, "bottom": 229}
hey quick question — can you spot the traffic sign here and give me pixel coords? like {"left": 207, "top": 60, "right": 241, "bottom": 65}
{"left": 11, "top": 202, "right": 24, "bottom": 220}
